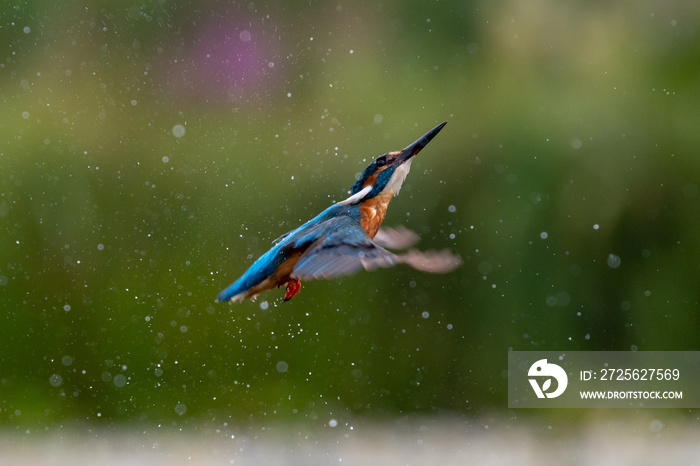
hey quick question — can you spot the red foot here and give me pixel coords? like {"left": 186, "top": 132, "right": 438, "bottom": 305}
{"left": 283, "top": 278, "right": 301, "bottom": 302}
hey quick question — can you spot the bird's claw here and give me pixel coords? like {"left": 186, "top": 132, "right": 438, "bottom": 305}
{"left": 283, "top": 278, "right": 302, "bottom": 302}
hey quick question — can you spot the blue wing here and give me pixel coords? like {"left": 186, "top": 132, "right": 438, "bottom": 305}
{"left": 291, "top": 216, "right": 463, "bottom": 280}
{"left": 217, "top": 204, "right": 362, "bottom": 301}
{"left": 291, "top": 216, "right": 401, "bottom": 280}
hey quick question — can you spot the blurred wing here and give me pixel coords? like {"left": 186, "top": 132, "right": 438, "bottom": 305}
{"left": 291, "top": 216, "right": 463, "bottom": 281}
{"left": 291, "top": 219, "right": 401, "bottom": 281}
{"left": 373, "top": 225, "right": 420, "bottom": 250}
{"left": 398, "top": 249, "right": 463, "bottom": 274}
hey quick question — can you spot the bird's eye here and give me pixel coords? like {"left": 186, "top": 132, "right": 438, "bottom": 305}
{"left": 375, "top": 156, "right": 387, "bottom": 167}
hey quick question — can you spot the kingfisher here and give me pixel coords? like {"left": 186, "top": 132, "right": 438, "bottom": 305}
{"left": 217, "top": 121, "right": 461, "bottom": 303}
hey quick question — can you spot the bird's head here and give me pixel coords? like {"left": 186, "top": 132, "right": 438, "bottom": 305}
{"left": 341, "top": 122, "right": 447, "bottom": 205}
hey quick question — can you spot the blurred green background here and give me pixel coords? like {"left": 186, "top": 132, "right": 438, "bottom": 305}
{"left": 1, "top": 0, "right": 699, "bottom": 431}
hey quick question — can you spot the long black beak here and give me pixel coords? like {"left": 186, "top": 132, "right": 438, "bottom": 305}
{"left": 397, "top": 121, "right": 447, "bottom": 162}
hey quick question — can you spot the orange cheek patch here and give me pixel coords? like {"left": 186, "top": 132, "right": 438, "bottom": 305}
{"left": 362, "top": 171, "right": 380, "bottom": 189}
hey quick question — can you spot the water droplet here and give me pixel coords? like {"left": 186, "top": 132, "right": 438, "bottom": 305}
{"left": 478, "top": 261, "right": 492, "bottom": 275}
{"left": 175, "top": 403, "right": 187, "bottom": 415}
{"left": 607, "top": 254, "right": 621, "bottom": 269}
{"left": 113, "top": 374, "right": 127, "bottom": 387}
{"left": 172, "top": 124, "right": 186, "bottom": 138}
{"left": 276, "top": 361, "right": 289, "bottom": 373}
{"left": 49, "top": 374, "right": 63, "bottom": 387}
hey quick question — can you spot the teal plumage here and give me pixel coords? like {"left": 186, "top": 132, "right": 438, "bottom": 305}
{"left": 217, "top": 122, "right": 461, "bottom": 303}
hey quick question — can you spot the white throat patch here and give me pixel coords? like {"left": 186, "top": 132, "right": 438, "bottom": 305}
{"left": 384, "top": 158, "right": 413, "bottom": 196}
{"left": 338, "top": 158, "right": 414, "bottom": 205}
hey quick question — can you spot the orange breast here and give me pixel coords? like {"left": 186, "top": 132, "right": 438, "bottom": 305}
{"left": 359, "top": 194, "right": 391, "bottom": 239}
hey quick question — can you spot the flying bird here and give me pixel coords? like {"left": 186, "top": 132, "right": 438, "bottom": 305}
{"left": 217, "top": 122, "right": 461, "bottom": 303}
